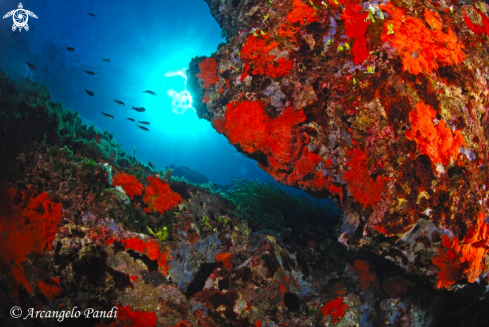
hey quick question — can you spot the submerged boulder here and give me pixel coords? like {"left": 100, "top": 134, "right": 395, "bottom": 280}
{"left": 189, "top": 0, "right": 489, "bottom": 290}
{"left": 166, "top": 164, "right": 210, "bottom": 184}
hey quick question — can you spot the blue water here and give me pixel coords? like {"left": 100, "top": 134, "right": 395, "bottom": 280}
{"left": 0, "top": 0, "right": 339, "bottom": 206}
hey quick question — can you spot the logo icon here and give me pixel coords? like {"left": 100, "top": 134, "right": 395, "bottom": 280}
{"left": 3, "top": 3, "right": 38, "bottom": 32}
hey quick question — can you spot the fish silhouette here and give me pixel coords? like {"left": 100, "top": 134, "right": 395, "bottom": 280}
{"left": 136, "top": 125, "right": 149, "bottom": 131}
{"left": 101, "top": 112, "right": 114, "bottom": 119}
{"left": 131, "top": 106, "right": 145, "bottom": 112}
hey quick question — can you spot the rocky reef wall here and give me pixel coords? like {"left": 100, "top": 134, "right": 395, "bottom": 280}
{"left": 189, "top": 0, "right": 489, "bottom": 291}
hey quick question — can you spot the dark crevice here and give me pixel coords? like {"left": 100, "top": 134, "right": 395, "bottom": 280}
{"left": 127, "top": 249, "right": 158, "bottom": 272}
{"left": 185, "top": 262, "right": 218, "bottom": 298}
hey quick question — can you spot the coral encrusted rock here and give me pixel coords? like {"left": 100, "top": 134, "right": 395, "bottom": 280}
{"left": 189, "top": 0, "right": 489, "bottom": 290}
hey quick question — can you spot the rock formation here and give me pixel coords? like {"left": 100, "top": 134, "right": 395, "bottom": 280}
{"left": 189, "top": 0, "right": 489, "bottom": 290}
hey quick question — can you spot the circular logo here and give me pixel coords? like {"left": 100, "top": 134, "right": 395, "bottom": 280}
{"left": 2, "top": 3, "right": 38, "bottom": 33}
{"left": 10, "top": 306, "right": 22, "bottom": 318}
{"left": 13, "top": 9, "right": 28, "bottom": 28}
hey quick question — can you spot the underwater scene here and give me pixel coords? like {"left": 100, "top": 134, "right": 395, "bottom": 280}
{"left": 1, "top": 0, "right": 489, "bottom": 326}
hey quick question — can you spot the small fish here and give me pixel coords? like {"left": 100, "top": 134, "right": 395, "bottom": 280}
{"left": 142, "top": 90, "right": 157, "bottom": 96}
{"left": 66, "top": 47, "right": 75, "bottom": 52}
{"left": 84, "top": 70, "right": 95, "bottom": 75}
{"left": 126, "top": 118, "right": 135, "bottom": 122}
{"left": 87, "top": 13, "right": 95, "bottom": 16}
{"left": 131, "top": 106, "right": 146, "bottom": 112}
{"left": 114, "top": 99, "right": 124, "bottom": 106}
{"left": 84, "top": 89, "right": 94, "bottom": 96}
{"left": 26, "top": 62, "right": 35, "bottom": 69}
{"left": 101, "top": 112, "right": 114, "bottom": 119}
{"left": 102, "top": 58, "right": 111, "bottom": 63}
{"left": 136, "top": 125, "right": 149, "bottom": 132}
{"left": 137, "top": 121, "right": 150, "bottom": 125}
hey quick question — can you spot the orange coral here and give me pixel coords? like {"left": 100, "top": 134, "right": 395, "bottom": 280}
{"left": 423, "top": 9, "right": 442, "bottom": 30}
{"left": 405, "top": 101, "right": 465, "bottom": 165}
{"left": 112, "top": 172, "right": 143, "bottom": 199}
{"left": 241, "top": 35, "right": 278, "bottom": 76}
{"left": 37, "top": 279, "right": 63, "bottom": 300}
{"left": 340, "top": 4, "right": 370, "bottom": 65}
{"left": 286, "top": 0, "right": 318, "bottom": 25}
{"left": 432, "top": 213, "right": 489, "bottom": 288}
{"left": 0, "top": 186, "right": 63, "bottom": 298}
{"left": 278, "top": 23, "right": 298, "bottom": 43}
{"left": 215, "top": 252, "right": 234, "bottom": 270}
{"left": 380, "top": 2, "right": 465, "bottom": 75}
{"left": 349, "top": 259, "right": 376, "bottom": 290}
{"left": 121, "top": 237, "right": 172, "bottom": 275}
{"left": 143, "top": 176, "right": 183, "bottom": 214}
{"left": 320, "top": 297, "right": 349, "bottom": 323}
{"left": 301, "top": 174, "right": 343, "bottom": 199}
{"left": 266, "top": 57, "right": 294, "bottom": 79}
{"left": 343, "top": 149, "right": 390, "bottom": 208}
{"left": 277, "top": 0, "right": 318, "bottom": 44}
{"left": 240, "top": 35, "right": 293, "bottom": 79}
{"left": 216, "top": 101, "right": 268, "bottom": 153}
{"left": 215, "top": 101, "right": 306, "bottom": 166}
{"left": 195, "top": 58, "right": 219, "bottom": 89}
{"left": 289, "top": 148, "right": 343, "bottom": 198}
{"left": 105, "top": 236, "right": 115, "bottom": 246}
{"left": 116, "top": 305, "right": 157, "bottom": 327}
{"left": 213, "top": 101, "right": 343, "bottom": 197}
{"left": 464, "top": 5, "right": 489, "bottom": 37}
{"left": 279, "top": 282, "right": 288, "bottom": 294}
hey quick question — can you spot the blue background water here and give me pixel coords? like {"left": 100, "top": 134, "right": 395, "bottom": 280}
{"left": 0, "top": 0, "right": 339, "bottom": 208}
